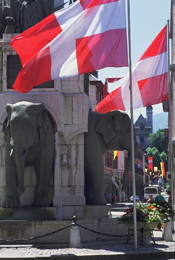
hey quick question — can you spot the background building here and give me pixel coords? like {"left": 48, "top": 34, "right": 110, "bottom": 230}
{"left": 134, "top": 106, "right": 153, "bottom": 151}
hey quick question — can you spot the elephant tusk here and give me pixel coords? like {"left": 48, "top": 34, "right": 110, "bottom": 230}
{"left": 10, "top": 149, "right": 13, "bottom": 157}
{"left": 23, "top": 149, "right": 28, "bottom": 158}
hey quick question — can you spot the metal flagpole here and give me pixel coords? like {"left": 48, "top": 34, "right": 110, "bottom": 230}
{"left": 167, "top": 20, "right": 174, "bottom": 211}
{"left": 127, "top": 0, "right": 137, "bottom": 249}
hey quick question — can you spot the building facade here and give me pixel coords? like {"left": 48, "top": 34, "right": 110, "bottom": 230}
{"left": 134, "top": 106, "right": 153, "bottom": 151}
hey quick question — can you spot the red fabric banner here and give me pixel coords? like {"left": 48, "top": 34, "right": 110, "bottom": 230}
{"left": 148, "top": 157, "right": 153, "bottom": 173}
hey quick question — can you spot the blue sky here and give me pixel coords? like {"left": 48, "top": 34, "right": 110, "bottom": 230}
{"left": 98, "top": 0, "right": 171, "bottom": 121}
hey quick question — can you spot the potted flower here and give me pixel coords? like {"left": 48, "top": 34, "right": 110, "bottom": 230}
{"left": 155, "top": 202, "right": 174, "bottom": 220}
{"left": 120, "top": 202, "right": 162, "bottom": 242}
{"left": 155, "top": 202, "right": 174, "bottom": 236}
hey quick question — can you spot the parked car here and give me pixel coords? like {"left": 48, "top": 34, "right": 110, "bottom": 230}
{"left": 130, "top": 195, "right": 140, "bottom": 202}
{"left": 144, "top": 186, "right": 159, "bottom": 202}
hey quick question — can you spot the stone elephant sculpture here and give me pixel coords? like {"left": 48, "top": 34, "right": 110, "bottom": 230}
{"left": 84, "top": 110, "right": 137, "bottom": 205}
{"left": 3, "top": 101, "right": 55, "bottom": 208}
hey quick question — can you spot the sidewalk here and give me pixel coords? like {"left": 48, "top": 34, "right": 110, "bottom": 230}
{"left": 0, "top": 225, "right": 174, "bottom": 259}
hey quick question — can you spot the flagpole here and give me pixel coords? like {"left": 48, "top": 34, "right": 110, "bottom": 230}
{"left": 167, "top": 20, "right": 174, "bottom": 210}
{"left": 127, "top": 0, "right": 137, "bottom": 249}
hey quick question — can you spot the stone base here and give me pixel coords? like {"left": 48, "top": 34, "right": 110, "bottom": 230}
{"left": 0, "top": 207, "right": 59, "bottom": 221}
{"left": 0, "top": 218, "right": 127, "bottom": 245}
{"left": 0, "top": 205, "right": 111, "bottom": 221}
{"left": 61, "top": 204, "right": 111, "bottom": 220}
{"left": 0, "top": 205, "right": 125, "bottom": 245}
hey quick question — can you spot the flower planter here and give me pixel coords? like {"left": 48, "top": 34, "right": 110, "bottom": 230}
{"left": 125, "top": 222, "right": 159, "bottom": 242}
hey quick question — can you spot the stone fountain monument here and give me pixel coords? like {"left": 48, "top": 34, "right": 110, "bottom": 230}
{"left": 0, "top": 0, "right": 128, "bottom": 245}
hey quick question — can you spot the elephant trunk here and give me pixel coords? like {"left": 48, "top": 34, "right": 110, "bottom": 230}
{"left": 14, "top": 152, "right": 25, "bottom": 196}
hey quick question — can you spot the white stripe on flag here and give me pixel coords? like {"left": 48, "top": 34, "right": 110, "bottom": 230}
{"left": 51, "top": 0, "right": 126, "bottom": 79}
{"left": 77, "top": 1, "right": 126, "bottom": 38}
{"left": 119, "top": 52, "right": 168, "bottom": 110}
{"left": 50, "top": 25, "right": 79, "bottom": 78}
{"left": 55, "top": 2, "right": 83, "bottom": 31}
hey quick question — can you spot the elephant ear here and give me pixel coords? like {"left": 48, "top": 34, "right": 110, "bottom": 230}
{"left": 96, "top": 111, "right": 122, "bottom": 143}
{"left": 27, "top": 103, "right": 49, "bottom": 142}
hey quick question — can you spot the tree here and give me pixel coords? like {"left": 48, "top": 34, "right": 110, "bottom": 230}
{"left": 146, "top": 147, "right": 160, "bottom": 169}
{"left": 146, "top": 129, "right": 168, "bottom": 172}
{"left": 160, "top": 151, "right": 168, "bottom": 172}
{"left": 147, "top": 129, "right": 166, "bottom": 153}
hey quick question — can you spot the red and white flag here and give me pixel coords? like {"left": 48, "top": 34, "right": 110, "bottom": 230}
{"left": 103, "top": 77, "right": 122, "bottom": 98}
{"left": 103, "top": 79, "right": 108, "bottom": 99}
{"left": 11, "top": 0, "right": 128, "bottom": 93}
{"left": 95, "top": 25, "right": 168, "bottom": 113}
{"left": 106, "top": 77, "right": 122, "bottom": 83}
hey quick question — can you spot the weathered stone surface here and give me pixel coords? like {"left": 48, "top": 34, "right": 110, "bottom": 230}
{"left": 0, "top": 216, "right": 125, "bottom": 244}
{"left": 0, "top": 207, "right": 59, "bottom": 221}
{"left": 0, "top": 205, "right": 111, "bottom": 220}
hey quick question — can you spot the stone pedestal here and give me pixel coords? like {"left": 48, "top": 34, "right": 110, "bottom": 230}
{"left": 0, "top": 205, "right": 111, "bottom": 220}
{"left": 0, "top": 217, "right": 128, "bottom": 245}
{"left": 0, "top": 205, "right": 124, "bottom": 245}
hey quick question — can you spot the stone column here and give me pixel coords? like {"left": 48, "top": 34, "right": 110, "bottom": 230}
{"left": 59, "top": 76, "right": 91, "bottom": 206}
{"left": 61, "top": 133, "right": 85, "bottom": 206}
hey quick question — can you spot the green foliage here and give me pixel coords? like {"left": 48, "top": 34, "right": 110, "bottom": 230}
{"left": 152, "top": 147, "right": 160, "bottom": 167}
{"left": 155, "top": 202, "right": 174, "bottom": 218}
{"left": 115, "top": 175, "right": 120, "bottom": 185}
{"left": 146, "top": 146, "right": 162, "bottom": 169}
{"left": 147, "top": 129, "right": 166, "bottom": 153}
{"left": 120, "top": 202, "right": 161, "bottom": 224}
{"left": 146, "top": 147, "right": 153, "bottom": 157}
{"left": 146, "top": 129, "right": 168, "bottom": 171}
{"left": 160, "top": 151, "right": 168, "bottom": 171}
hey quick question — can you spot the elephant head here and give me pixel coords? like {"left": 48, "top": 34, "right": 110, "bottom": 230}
{"left": 84, "top": 110, "right": 137, "bottom": 205}
{"left": 96, "top": 110, "right": 132, "bottom": 152}
{"left": 5, "top": 101, "right": 50, "bottom": 197}
{"left": 95, "top": 110, "right": 137, "bottom": 194}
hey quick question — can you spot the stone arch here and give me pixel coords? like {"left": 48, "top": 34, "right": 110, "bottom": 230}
{"left": 66, "top": 127, "right": 88, "bottom": 145}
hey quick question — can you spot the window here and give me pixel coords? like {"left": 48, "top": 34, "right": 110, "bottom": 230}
{"left": 140, "top": 123, "right": 144, "bottom": 130}
{"left": 140, "top": 136, "right": 144, "bottom": 143}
